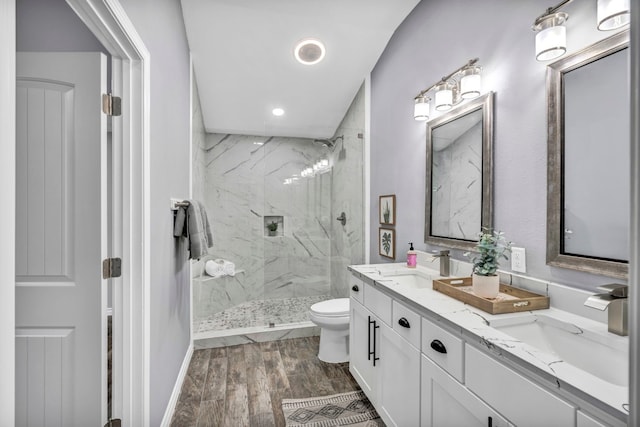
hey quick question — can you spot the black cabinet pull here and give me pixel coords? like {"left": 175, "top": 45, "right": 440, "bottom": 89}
{"left": 367, "top": 316, "right": 373, "bottom": 361}
{"left": 373, "top": 322, "right": 380, "bottom": 366}
{"left": 488, "top": 416, "right": 493, "bottom": 427}
{"left": 398, "top": 317, "right": 410, "bottom": 328}
{"left": 352, "top": 285, "right": 359, "bottom": 292}
{"left": 430, "top": 339, "right": 447, "bottom": 354}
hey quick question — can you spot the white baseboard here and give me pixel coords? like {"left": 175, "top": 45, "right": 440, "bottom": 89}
{"left": 160, "top": 343, "right": 194, "bottom": 427}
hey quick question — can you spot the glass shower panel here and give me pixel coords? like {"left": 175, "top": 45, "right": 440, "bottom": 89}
{"left": 262, "top": 138, "right": 332, "bottom": 327}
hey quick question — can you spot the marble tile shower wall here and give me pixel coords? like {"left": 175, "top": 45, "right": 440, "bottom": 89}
{"left": 199, "top": 133, "right": 333, "bottom": 311}
{"left": 330, "top": 85, "right": 365, "bottom": 297}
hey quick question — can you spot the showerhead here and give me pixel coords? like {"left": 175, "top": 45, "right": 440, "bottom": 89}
{"left": 313, "top": 135, "right": 344, "bottom": 149}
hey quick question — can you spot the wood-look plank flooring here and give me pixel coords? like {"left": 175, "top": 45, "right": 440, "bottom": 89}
{"left": 170, "top": 336, "right": 361, "bottom": 427}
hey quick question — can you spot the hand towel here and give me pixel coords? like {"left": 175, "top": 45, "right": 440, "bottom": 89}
{"left": 186, "top": 200, "right": 213, "bottom": 260}
{"left": 173, "top": 206, "right": 187, "bottom": 237}
{"left": 205, "top": 259, "right": 225, "bottom": 278}
{"left": 219, "top": 259, "right": 235, "bottom": 277}
{"left": 204, "top": 259, "right": 236, "bottom": 278}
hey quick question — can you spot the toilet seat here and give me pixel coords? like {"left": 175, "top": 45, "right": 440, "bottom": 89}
{"left": 310, "top": 298, "right": 349, "bottom": 317}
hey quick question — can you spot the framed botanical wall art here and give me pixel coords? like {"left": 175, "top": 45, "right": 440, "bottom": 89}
{"left": 379, "top": 194, "right": 396, "bottom": 225}
{"left": 379, "top": 227, "right": 395, "bottom": 259}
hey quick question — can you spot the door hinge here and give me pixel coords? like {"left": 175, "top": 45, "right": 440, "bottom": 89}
{"left": 104, "top": 419, "right": 122, "bottom": 427}
{"left": 103, "top": 257, "right": 122, "bottom": 279}
{"left": 102, "top": 93, "right": 122, "bottom": 117}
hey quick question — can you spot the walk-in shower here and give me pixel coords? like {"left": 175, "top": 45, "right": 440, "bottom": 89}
{"left": 190, "top": 87, "right": 364, "bottom": 348}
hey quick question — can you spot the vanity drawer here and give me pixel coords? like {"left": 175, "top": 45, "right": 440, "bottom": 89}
{"left": 466, "top": 344, "right": 575, "bottom": 427}
{"left": 392, "top": 301, "right": 421, "bottom": 349}
{"left": 349, "top": 275, "right": 364, "bottom": 305}
{"left": 364, "top": 283, "right": 392, "bottom": 326}
{"left": 421, "top": 317, "right": 464, "bottom": 382}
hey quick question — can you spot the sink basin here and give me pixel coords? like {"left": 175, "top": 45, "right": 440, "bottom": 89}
{"left": 378, "top": 270, "right": 431, "bottom": 289}
{"left": 490, "top": 313, "right": 628, "bottom": 387}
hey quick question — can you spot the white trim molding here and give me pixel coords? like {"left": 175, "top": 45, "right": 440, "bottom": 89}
{"left": 364, "top": 76, "right": 372, "bottom": 264}
{"left": 0, "top": 1, "right": 16, "bottom": 422}
{"left": 64, "top": 0, "right": 151, "bottom": 425}
{"left": 160, "top": 344, "right": 193, "bottom": 427}
{"left": 629, "top": 1, "right": 640, "bottom": 424}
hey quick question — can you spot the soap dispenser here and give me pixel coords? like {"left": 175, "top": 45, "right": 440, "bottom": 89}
{"left": 407, "top": 242, "right": 417, "bottom": 268}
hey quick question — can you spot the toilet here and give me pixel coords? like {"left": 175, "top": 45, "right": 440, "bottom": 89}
{"left": 309, "top": 298, "right": 350, "bottom": 363}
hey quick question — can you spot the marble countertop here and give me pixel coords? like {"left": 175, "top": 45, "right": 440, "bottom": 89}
{"left": 348, "top": 262, "right": 629, "bottom": 423}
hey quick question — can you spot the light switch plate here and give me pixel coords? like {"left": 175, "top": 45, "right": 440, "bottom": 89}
{"left": 511, "top": 247, "right": 526, "bottom": 273}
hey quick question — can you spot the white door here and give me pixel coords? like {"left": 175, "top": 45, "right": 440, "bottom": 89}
{"left": 15, "top": 52, "right": 108, "bottom": 426}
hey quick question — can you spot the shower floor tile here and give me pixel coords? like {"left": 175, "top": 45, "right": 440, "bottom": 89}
{"left": 195, "top": 295, "right": 330, "bottom": 333}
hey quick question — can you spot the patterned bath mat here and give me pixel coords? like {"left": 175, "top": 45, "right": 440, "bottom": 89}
{"left": 282, "top": 390, "right": 385, "bottom": 426}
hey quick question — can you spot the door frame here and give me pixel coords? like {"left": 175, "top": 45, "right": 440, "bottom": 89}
{"left": 0, "top": 0, "right": 151, "bottom": 425}
{"left": 0, "top": 2, "right": 16, "bottom": 424}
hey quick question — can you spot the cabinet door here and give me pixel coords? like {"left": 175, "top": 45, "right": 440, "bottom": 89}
{"left": 421, "top": 355, "right": 511, "bottom": 427}
{"left": 349, "top": 299, "right": 378, "bottom": 402}
{"left": 378, "top": 323, "right": 421, "bottom": 427}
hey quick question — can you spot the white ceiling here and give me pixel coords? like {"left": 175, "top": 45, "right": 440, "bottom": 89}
{"left": 181, "top": 0, "right": 420, "bottom": 139}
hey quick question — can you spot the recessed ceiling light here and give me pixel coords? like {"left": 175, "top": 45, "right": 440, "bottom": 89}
{"left": 272, "top": 107, "right": 285, "bottom": 116}
{"left": 294, "top": 39, "right": 326, "bottom": 65}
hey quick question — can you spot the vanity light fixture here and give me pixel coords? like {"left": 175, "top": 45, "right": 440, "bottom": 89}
{"left": 413, "top": 58, "right": 482, "bottom": 120}
{"left": 459, "top": 66, "right": 482, "bottom": 99}
{"left": 532, "top": 0, "right": 570, "bottom": 62}
{"left": 597, "top": 0, "right": 630, "bottom": 31}
{"left": 413, "top": 96, "right": 430, "bottom": 121}
{"left": 434, "top": 81, "right": 455, "bottom": 112}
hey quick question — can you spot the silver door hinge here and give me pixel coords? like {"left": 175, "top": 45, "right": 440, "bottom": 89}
{"left": 103, "top": 257, "right": 122, "bottom": 279}
{"left": 102, "top": 93, "right": 122, "bottom": 117}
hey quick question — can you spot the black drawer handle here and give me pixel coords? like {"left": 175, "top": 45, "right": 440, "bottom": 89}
{"left": 398, "top": 317, "right": 410, "bottom": 328}
{"left": 430, "top": 339, "right": 447, "bottom": 354}
{"left": 352, "top": 285, "right": 359, "bottom": 292}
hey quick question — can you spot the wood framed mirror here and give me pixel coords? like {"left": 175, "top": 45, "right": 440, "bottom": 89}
{"left": 425, "top": 92, "right": 494, "bottom": 251}
{"left": 547, "top": 30, "right": 629, "bottom": 279}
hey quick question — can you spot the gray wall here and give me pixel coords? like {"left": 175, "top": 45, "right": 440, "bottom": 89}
{"left": 16, "top": 0, "right": 107, "bottom": 52}
{"left": 116, "top": 1, "right": 192, "bottom": 424}
{"left": 370, "top": 0, "right": 622, "bottom": 290}
{"left": 17, "top": 0, "right": 111, "bottom": 90}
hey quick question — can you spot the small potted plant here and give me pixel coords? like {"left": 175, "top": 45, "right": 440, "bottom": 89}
{"left": 468, "top": 228, "right": 511, "bottom": 298}
{"left": 267, "top": 221, "right": 278, "bottom": 236}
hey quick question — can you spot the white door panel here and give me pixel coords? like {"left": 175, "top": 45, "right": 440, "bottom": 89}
{"left": 16, "top": 52, "right": 107, "bottom": 426}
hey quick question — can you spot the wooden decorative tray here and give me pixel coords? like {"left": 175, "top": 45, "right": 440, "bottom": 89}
{"left": 432, "top": 277, "right": 550, "bottom": 315}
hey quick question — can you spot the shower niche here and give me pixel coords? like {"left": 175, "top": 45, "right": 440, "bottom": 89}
{"left": 264, "top": 216, "right": 283, "bottom": 237}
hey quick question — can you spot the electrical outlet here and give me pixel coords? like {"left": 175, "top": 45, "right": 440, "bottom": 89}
{"left": 511, "top": 247, "right": 526, "bottom": 273}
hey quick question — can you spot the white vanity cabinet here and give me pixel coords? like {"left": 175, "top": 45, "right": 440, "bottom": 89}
{"left": 465, "top": 344, "right": 576, "bottom": 427}
{"left": 420, "top": 314, "right": 511, "bottom": 427}
{"left": 348, "top": 270, "right": 625, "bottom": 427}
{"left": 421, "top": 355, "right": 511, "bottom": 427}
{"left": 349, "top": 281, "right": 421, "bottom": 427}
{"left": 577, "top": 410, "right": 611, "bottom": 427}
{"left": 349, "top": 297, "right": 379, "bottom": 398}
{"left": 377, "top": 308, "right": 421, "bottom": 427}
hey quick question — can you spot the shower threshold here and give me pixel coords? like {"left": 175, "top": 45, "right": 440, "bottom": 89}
{"left": 193, "top": 295, "right": 328, "bottom": 349}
